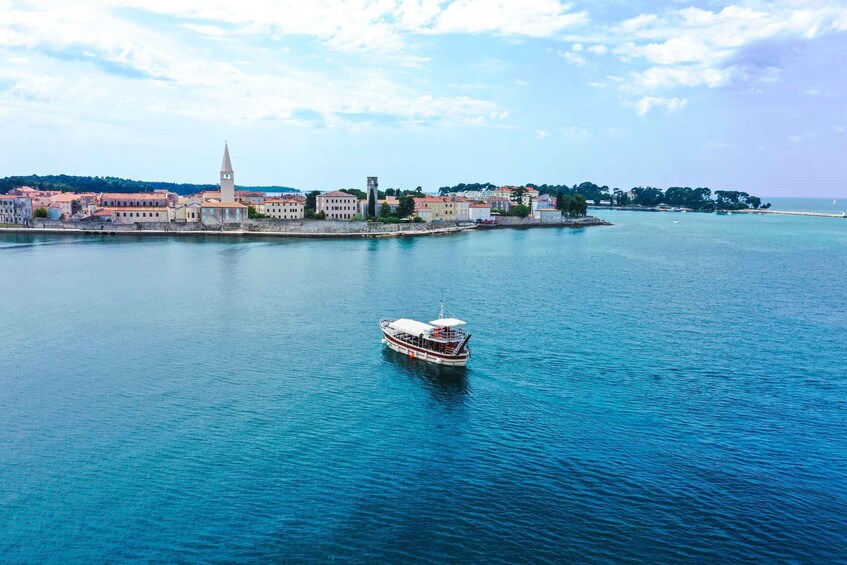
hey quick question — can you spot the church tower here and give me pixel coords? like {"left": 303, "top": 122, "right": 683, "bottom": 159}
{"left": 220, "top": 143, "right": 235, "bottom": 203}
{"left": 366, "top": 176, "right": 379, "bottom": 217}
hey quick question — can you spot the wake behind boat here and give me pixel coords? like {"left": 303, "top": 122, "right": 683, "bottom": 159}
{"left": 380, "top": 306, "right": 471, "bottom": 367}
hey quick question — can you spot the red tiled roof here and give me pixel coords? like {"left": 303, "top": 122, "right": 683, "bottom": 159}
{"left": 317, "top": 191, "right": 357, "bottom": 198}
{"left": 101, "top": 193, "right": 165, "bottom": 200}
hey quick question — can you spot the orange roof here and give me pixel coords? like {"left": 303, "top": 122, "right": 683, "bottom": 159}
{"left": 52, "top": 193, "right": 82, "bottom": 202}
{"left": 414, "top": 197, "right": 452, "bottom": 204}
{"left": 265, "top": 197, "right": 305, "bottom": 203}
{"left": 470, "top": 203, "right": 490, "bottom": 208}
{"left": 201, "top": 201, "right": 247, "bottom": 209}
{"left": 101, "top": 193, "right": 165, "bottom": 200}
{"left": 317, "top": 191, "right": 357, "bottom": 198}
{"left": 106, "top": 207, "right": 168, "bottom": 211}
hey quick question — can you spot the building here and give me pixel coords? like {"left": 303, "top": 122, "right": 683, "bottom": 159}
{"left": 494, "top": 186, "right": 540, "bottom": 207}
{"left": 100, "top": 193, "right": 169, "bottom": 208}
{"left": 0, "top": 195, "right": 33, "bottom": 225}
{"left": 173, "top": 197, "right": 202, "bottom": 222}
{"left": 366, "top": 177, "right": 379, "bottom": 217}
{"left": 413, "top": 197, "right": 457, "bottom": 222}
{"left": 111, "top": 207, "right": 170, "bottom": 223}
{"left": 51, "top": 193, "right": 83, "bottom": 219}
{"left": 201, "top": 202, "right": 247, "bottom": 225}
{"left": 468, "top": 202, "right": 491, "bottom": 222}
{"left": 236, "top": 191, "right": 265, "bottom": 206}
{"left": 263, "top": 196, "right": 305, "bottom": 220}
{"left": 452, "top": 196, "right": 471, "bottom": 221}
{"left": 220, "top": 143, "right": 235, "bottom": 203}
{"left": 316, "top": 191, "right": 358, "bottom": 219}
{"left": 200, "top": 143, "right": 248, "bottom": 225}
{"left": 487, "top": 196, "right": 511, "bottom": 213}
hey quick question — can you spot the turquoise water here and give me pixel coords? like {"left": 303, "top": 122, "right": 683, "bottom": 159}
{"left": 1, "top": 209, "right": 846, "bottom": 562}
{"left": 765, "top": 196, "right": 846, "bottom": 214}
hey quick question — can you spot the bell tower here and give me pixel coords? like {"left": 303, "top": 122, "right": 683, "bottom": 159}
{"left": 220, "top": 142, "right": 235, "bottom": 203}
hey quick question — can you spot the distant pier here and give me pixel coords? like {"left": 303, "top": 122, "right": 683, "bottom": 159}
{"left": 733, "top": 209, "right": 846, "bottom": 219}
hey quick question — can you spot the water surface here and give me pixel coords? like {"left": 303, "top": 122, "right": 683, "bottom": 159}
{"left": 1, "top": 209, "right": 846, "bottom": 562}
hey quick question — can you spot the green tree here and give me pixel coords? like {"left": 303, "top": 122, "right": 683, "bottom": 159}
{"left": 379, "top": 202, "right": 391, "bottom": 217}
{"left": 511, "top": 204, "right": 530, "bottom": 218}
{"left": 510, "top": 186, "right": 527, "bottom": 206}
{"left": 398, "top": 195, "right": 416, "bottom": 218}
{"left": 247, "top": 205, "right": 267, "bottom": 219}
{"left": 33, "top": 207, "right": 48, "bottom": 218}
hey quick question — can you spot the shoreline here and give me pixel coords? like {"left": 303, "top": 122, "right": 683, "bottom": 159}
{"left": 0, "top": 217, "right": 610, "bottom": 239}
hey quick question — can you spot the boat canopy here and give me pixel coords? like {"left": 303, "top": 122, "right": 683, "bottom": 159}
{"left": 429, "top": 318, "right": 466, "bottom": 327}
{"left": 389, "top": 318, "right": 434, "bottom": 336}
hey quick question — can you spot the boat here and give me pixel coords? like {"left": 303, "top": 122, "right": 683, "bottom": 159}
{"left": 380, "top": 302, "right": 471, "bottom": 367}
{"left": 673, "top": 219, "right": 680, "bottom": 223}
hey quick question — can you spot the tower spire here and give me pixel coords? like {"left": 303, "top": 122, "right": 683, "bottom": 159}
{"left": 219, "top": 142, "right": 235, "bottom": 203}
{"left": 221, "top": 142, "right": 233, "bottom": 173}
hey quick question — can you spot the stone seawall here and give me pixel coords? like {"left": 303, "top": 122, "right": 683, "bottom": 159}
{"left": 2, "top": 216, "right": 610, "bottom": 239}
{"left": 13, "top": 219, "right": 476, "bottom": 238}
{"left": 491, "top": 215, "right": 610, "bottom": 227}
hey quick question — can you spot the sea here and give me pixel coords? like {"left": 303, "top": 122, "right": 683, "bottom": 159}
{"left": 1, "top": 200, "right": 846, "bottom": 562}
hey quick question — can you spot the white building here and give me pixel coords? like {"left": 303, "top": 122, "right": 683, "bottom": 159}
{"left": 0, "top": 195, "right": 33, "bottom": 225}
{"left": 468, "top": 202, "right": 491, "bottom": 222}
{"left": 316, "top": 191, "right": 358, "bottom": 219}
{"left": 263, "top": 197, "right": 305, "bottom": 220}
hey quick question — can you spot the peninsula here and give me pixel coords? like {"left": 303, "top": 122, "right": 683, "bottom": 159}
{"left": 0, "top": 144, "right": 609, "bottom": 238}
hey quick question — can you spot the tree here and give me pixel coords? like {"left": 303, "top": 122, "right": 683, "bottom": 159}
{"left": 247, "top": 205, "right": 267, "bottom": 219}
{"left": 398, "top": 195, "right": 416, "bottom": 218}
{"left": 33, "top": 207, "right": 48, "bottom": 218}
{"left": 385, "top": 188, "right": 396, "bottom": 196}
{"left": 510, "top": 204, "right": 530, "bottom": 218}
{"left": 570, "top": 194, "right": 588, "bottom": 217}
{"left": 379, "top": 202, "right": 391, "bottom": 218}
{"left": 510, "top": 186, "right": 527, "bottom": 206}
{"left": 305, "top": 190, "right": 320, "bottom": 211}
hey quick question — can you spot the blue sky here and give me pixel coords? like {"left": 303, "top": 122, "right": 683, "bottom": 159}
{"left": 1, "top": 1, "right": 846, "bottom": 196}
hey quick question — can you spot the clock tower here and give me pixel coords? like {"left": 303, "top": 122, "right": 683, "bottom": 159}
{"left": 220, "top": 142, "right": 235, "bottom": 203}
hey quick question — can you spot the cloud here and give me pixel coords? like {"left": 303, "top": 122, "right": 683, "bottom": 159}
{"left": 589, "top": 2, "right": 847, "bottom": 109}
{"left": 633, "top": 96, "right": 688, "bottom": 116}
{"left": 428, "top": 0, "right": 587, "bottom": 37}
{"left": 536, "top": 129, "right": 549, "bottom": 140}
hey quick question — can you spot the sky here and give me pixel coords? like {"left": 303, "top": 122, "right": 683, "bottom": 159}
{"left": 1, "top": 0, "right": 846, "bottom": 196}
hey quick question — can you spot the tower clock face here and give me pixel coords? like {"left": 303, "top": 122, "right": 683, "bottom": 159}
{"left": 223, "top": 174, "right": 231, "bottom": 179}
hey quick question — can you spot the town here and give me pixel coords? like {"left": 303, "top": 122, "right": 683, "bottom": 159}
{"left": 0, "top": 144, "right": 599, "bottom": 232}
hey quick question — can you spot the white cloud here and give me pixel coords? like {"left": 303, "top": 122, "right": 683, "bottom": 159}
{"left": 429, "top": 0, "right": 587, "bottom": 37}
{"left": 633, "top": 96, "right": 688, "bottom": 116}
{"left": 596, "top": 2, "right": 847, "bottom": 110}
{"left": 536, "top": 129, "right": 550, "bottom": 140}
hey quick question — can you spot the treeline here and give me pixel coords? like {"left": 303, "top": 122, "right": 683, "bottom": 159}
{"left": 437, "top": 181, "right": 770, "bottom": 211}
{"left": 0, "top": 175, "right": 298, "bottom": 196}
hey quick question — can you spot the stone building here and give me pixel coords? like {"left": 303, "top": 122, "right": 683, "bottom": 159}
{"left": 316, "top": 191, "right": 358, "bottom": 220}
{"left": 263, "top": 197, "right": 305, "bottom": 220}
{"left": 366, "top": 176, "right": 379, "bottom": 217}
{"left": 0, "top": 195, "right": 33, "bottom": 225}
{"left": 200, "top": 143, "right": 248, "bottom": 225}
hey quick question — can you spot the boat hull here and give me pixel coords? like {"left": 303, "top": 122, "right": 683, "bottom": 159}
{"left": 381, "top": 329, "right": 469, "bottom": 367}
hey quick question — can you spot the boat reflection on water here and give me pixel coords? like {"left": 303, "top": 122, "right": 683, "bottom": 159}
{"left": 381, "top": 348, "right": 469, "bottom": 402}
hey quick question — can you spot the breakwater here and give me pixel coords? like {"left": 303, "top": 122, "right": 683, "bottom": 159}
{"left": 733, "top": 209, "right": 846, "bottom": 218}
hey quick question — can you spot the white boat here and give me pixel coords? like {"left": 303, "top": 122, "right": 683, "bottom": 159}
{"left": 380, "top": 303, "right": 471, "bottom": 367}
{"left": 673, "top": 220, "right": 680, "bottom": 224}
